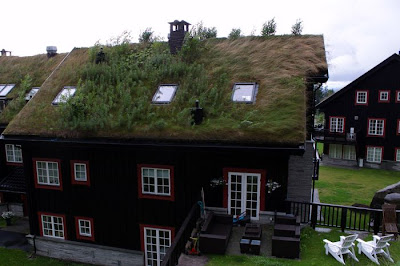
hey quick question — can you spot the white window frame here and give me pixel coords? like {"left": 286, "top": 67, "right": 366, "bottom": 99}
{"left": 366, "top": 146, "right": 382, "bottom": 163}
{"left": 144, "top": 227, "right": 171, "bottom": 266}
{"left": 368, "top": 119, "right": 385, "bottom": 136}
{"left": 356, "top": 91, "right": 368, "bottom": 104}
{"left": 379, "top": 91, "right": 389, "bottom": 101}
{"left": 232, "top": 82, "right": 258, "bottom": 103}
{"left": 36, "top": 161, "right": 60, "bottom": 186}
{"left": 141, "top": 167, "right": 171, "bottom": 196}
{"left": 41, "top": 214, "right": 65, "bottom": 239}
{"left": 396, "top": 149, "right": 400, "bottom": 162}
{"left": 5, "top": 144, "right": 23, "bottom": 163}
{"left": 329, "top": 144, "right": 343, "bottom": 159}
{"left": 343, "top": 145, "right": 356, "bottom": 161}
{"left": 329, "top": 117, "right": 345, "bottom": 133}
{"left": 78, "top": 219, "right": 92, "bottom": 237}
{"left": 74, "top": 163, "right": 87, "bottom": 182}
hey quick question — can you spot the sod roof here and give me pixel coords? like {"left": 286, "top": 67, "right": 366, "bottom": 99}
{"left": 0, "top": 53, "right": 67, "bottom": 123}
{"left": 4, "top": 36, "right": 328, "bottom": 145}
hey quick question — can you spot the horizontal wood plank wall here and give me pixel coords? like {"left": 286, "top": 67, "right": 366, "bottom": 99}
{"left": 23, "top": 140, "right": 293, "bottom": 250}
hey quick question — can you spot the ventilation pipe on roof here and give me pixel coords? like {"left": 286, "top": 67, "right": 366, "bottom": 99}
{"left": 46, "top": 46, "right": 57, "bottom": 58}
{"left": 191, "top": 100, "right": 204, "bottom": 125}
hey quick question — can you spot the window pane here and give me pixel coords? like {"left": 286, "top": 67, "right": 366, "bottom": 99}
{"left": 232, "top": 83, "right": 256, "bottom": 103}
{"left": 152, "top": 85, "right": 178, "bottom": 103}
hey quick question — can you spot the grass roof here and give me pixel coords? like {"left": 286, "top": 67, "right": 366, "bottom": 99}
{"left": 4, "top": 35, "right": 327, "bottom": 145}
{"left": 0, "top": 53, "right": 67, "bottom": 123}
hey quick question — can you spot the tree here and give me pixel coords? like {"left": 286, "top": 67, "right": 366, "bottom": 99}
{"left": 291, "top": 19, "right": 303, "bottom": 35}
{"left": 261, "top": 18, "right": 276, "bottom": 36}
{"left": 228, "top": 28, "right": 242, "bottom": 40}
{"left": 139, "top": 28, "right": 155, "bottom": 43}
{"left": 191, "top": 22, "right": 217, "bottom": 40}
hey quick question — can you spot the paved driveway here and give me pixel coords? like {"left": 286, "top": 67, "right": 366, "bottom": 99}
{"left": 0, "top": 229, "right": 31, "bottom": 252}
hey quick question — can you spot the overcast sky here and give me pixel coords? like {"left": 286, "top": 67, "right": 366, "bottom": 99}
{"left": 2, "top": 0, "right": 399, "bottom": 90}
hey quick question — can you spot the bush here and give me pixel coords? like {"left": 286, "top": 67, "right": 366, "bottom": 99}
{"left": 261, "top": 18, "right": 276, "bottom": 36}
{"left": 228, "top": 28, "right": 242, "bottom": 39}
{"left": 291, "top": 19, "right": 303, "bottom": 35}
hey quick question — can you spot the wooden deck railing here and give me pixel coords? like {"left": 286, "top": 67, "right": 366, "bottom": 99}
{"left": 286, "top": 201, "right": 400, "bottom": 234}
{"left": 161, "top": 201, "right": 200, "bottom": 266}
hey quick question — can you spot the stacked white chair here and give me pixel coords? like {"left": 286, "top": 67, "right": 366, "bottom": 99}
{"left": 323, "top": 234, "right": 359, "bottom": 265}
{"left": 356, "top": 234, "right": 394, "bottom": 265}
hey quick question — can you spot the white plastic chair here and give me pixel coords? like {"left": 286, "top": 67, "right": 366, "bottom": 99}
{"left": 356, "top": 235, "right": 394, "bottom": 265}
{"left": 323, "top": 234, "right": 359, "bottom": 265}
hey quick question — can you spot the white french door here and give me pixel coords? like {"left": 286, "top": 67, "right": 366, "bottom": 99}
{"left": 228, "top": 172, "right": 261, "bottom": 220}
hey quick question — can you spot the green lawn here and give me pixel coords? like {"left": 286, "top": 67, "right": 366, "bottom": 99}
{"left": 316, "top": 166, "right": 400, "bottom": 206}
{"left": 207, "top": 227, "right": 400, "bottom": 266}
{"left": 0, "top": 248, "right": 84, "bottom": 265}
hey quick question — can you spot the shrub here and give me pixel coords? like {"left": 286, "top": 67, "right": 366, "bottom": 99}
{"left": 261, "top": 18, "right": 276, "bottom": 36}
{"left": 291, "top": 19, "right": 303, "bottom": 35}
{"left": 228, "top": 28, "right": 242, "bottom": 39}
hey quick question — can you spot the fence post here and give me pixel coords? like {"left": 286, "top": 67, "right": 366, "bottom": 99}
{"left": 340, "top": 207, "right": 347, "bottom": 232}
{"left": 373, "top": 211, "right": 381, "bottom": 235}
{"left": 311, "top": 203, "right": 317, "bottom": 229}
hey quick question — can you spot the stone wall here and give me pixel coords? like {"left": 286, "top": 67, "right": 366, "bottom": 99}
{"left": 287, "top": 140, "right": 314, "bottom": 203}
{"left": 26, "top": 235, "right": 143, "bottom": 266}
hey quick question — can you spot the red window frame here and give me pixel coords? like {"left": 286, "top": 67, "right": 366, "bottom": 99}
{"left": 137, "top": 164, "right": 175, "bottom": 201}
{"left": 75, "top": 216, "right": 95, "bottom": 241}
{"left": 365, "top": 146, "right": 384, "bottom": 163}
{"left": 355, "top": 90, "right": 369, "bottom": 105}
{"left": 139, "top": 224, "right": 175, "bottom": 252}
{"left": 378, "top": 90, "right": 390, "bottom": 103}
{"left": 4, "top": 144, "right": 23, "bottom": 166}
{"left": 397, "top": 119, "right": 400, "bottom": 135}
{"left": 367, "top": 118, "right": 386, "bottom": 138}
{"left": 395, "top": 148, "right": 400, "bottom": 162}
{"left": 396, "top": 91, "right": 400, "bottom": 103}
{"left": 38, "top": 211, "right": 67, "bottom": 239}
{"left": 70, "top": 160, "right": 90, "bottom": 186}
{"left": 222, "top": 167, "right": 266, "bottom": 212}
{"left": 33, "top": 158, "right": 63, "bottom": 191}
{"left": 329, "top": 116, "right": 346, "bottom": 134}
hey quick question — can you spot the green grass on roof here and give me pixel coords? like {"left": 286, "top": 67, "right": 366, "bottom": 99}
{"left": 4, "top": 36, "right": 327, "bottom": 144}
{"left": 0, "top": 53, "right": 67, "bottom": 123}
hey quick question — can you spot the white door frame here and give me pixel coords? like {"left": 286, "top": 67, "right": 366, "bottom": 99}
{"left": 227, "top": 172, "right": 261, "bottom": 220}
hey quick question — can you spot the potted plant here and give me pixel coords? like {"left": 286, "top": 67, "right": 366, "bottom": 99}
{"left": 1, "top": 211, "right": 14, "bottom": 226}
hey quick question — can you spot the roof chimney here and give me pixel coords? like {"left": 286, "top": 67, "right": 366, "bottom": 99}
{"left": 1, "top": 49, "right": 11, "bottom": 56}
{"left": 46, "top": 46, "right": 57, "bottom": 58}
{"left": 168, "top": 20, "right": 190, "bottom": 54}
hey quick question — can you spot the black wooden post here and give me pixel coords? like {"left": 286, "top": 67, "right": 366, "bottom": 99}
{"left": 341, "top": 207, "right": 347, "bottom": 232}
{"left": 373, "top": 211, "right": 381, "bottom": 235}
{"left": 311, "top": 203, "right": 317, "bottom": 229}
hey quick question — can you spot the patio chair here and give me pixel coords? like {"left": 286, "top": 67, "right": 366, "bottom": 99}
{"left": 323, "top": 234, "right": 359, "bottom": 265}
{"left": 356, "top": 235, "right": 394, "bottom": 265}
{"left": 382, "top": 203, "right": 398, "bottom": 239}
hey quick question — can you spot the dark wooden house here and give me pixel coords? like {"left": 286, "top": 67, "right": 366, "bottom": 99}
{"left": 2, "top": 24, "right": 328, "bottom": 265}
{"left": 316, "top": 53, "right": 400, "bottom": 170}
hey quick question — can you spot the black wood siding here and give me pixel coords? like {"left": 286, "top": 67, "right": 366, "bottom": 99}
{"left": 22, "top": 140, "right": 290, "bottom": 251}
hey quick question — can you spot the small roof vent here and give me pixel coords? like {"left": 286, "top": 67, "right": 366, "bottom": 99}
{"left": 46, "top": 46, "right": 57, "bottom": 58}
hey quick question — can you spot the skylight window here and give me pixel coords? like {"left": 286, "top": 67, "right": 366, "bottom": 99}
{"left": 52, "top": 86, "right": 76, "bottom": 105}
{"left": 232, "top": 83, "right": 258, "bottom": 103}
{"left": 0, "top": 84, "right": 16, "bottom": 97}
{"left": 25, "top": 87, "right": 40, "bottom": 101}
{"left": 152, "top": 84, "right": 178, "bottom": 104}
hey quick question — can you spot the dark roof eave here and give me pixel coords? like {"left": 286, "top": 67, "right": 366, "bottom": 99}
{"left": 2, "top": 134, "right": 307, "bottom": 155}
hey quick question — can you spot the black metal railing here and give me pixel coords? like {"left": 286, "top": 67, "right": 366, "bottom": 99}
{"left": 161, "top": 202, "right": 200, "bottom": 266}
{"left": 313, "top": 129, "right": 357, "bottom": 142}
{"left": 286, "top": 201, "right": 400, "bottom": 234}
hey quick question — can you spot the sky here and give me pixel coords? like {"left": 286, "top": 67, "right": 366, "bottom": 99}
{"left": 1, "top": 0, "right": 400, "bottom": 90}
